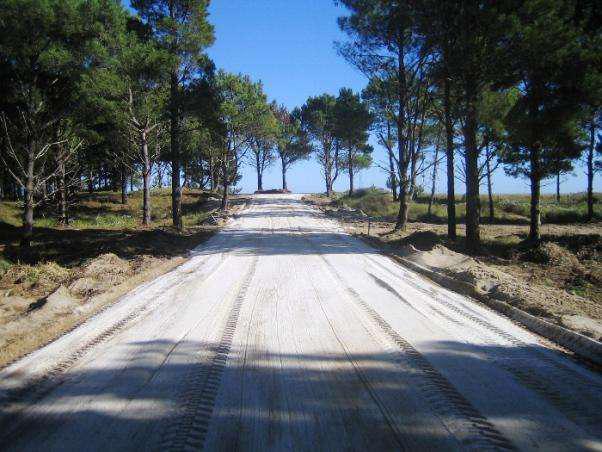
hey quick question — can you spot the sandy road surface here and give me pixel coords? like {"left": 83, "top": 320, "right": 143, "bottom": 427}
{"left": 1, "top": 194, "right": 601, "bottom": 451}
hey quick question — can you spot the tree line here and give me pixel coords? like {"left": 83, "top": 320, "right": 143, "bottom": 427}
{"left": 1, "top": 0, "right": 600, "bottom": 254}
{"left": 336, "top": 0, "right": 601, "bottom": 251}
{"left": 0, "top": 0, "right": 382, "bottom": 250}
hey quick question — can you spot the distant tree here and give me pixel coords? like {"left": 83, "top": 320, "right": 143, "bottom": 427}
{"left": 337, "top": 0, "right": 422, "bottom": 228}
{"left": 131, "top": 0, "right": 214, "bottom": 231}
{"left": 214, "top": 71, "right": 274, "bottom": 209}
{"left": 476, "top": 88, "right": 519, "bottom": 222}
{"left": 272, "top": 105, "right": 313, "bottom": 191}
{"left": 362, "top": 76, "right": 398, "bottom": 200}
{"left": 334, "top": 88, "right": 373, "bottom": 195}
{"left": 301, "top": 94, "right": 339, "bottom": 196}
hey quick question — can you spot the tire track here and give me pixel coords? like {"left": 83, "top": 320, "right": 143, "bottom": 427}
{"left": 160, "top": 255, "right": 258, "bottom": 452}
{"left": 299, "top": 231, "right": 514, "bottom": 450}
{"left": 0, "top": 251, "right": 231, "bottom": 429}
{"left": 362, "top": 253, "right": 602, "bottom": 435}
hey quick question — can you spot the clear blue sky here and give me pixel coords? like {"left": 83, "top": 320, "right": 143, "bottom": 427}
{"left": 131, "top": 1, "right": 597, "bottom": 195}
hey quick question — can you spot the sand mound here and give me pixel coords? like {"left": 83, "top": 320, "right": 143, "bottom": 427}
{"left": 400, "top": 243, "right": 602, "bottom": 340}
{"left": 84, "top": 253, "right": 131, "bottom": 278}
{"left": 400, "top": 231, "right": 442, "bottom": 251}
{"left": 411, "top": 245, "right": 476, "bottom": 269}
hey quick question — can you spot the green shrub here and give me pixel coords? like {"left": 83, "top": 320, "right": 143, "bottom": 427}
{"left": 0, "top": 258, "right": 12, "bottom": 276}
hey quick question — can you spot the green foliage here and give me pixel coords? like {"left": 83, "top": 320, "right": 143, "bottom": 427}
{"left": 335, "top": 88, "right": 373, "bottom": 172}
{"left": 273, "top": 104, "right": 313, "bottom": 168}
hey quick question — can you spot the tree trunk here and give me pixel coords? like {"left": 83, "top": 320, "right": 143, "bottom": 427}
{"left": 428, "top": 143, "right": 439, "bottom": 217}
{"left": 170, "top": 71, "right": 182, "bottom": 231}
{"left": 556, "top": 170, "right": 561, "bottom": 204}
{"left": 348, "top": 154, "right": 354, "bottom": 196}
{"left": 182, "top": 161, "right": 190, "bottom": 190}
{"left": 281, "top": 158, "right": 288, "bottom": 191}
{"left": 142, "top": 131, "right": 151, "bottom": 226}
{"left": 395, "top": 45, "right": 409, "bottom": 230}
{"left": 529, "top": 144, "right": 542, "bottom": 242}
{"left": 388, "top": 151, "right": 398, "bottom": 201}
{"left": 21, "top": 144, "right": 35, "bottom": 248}
{"left": 120, "top": 167, "right": 128, "bottom": 205}
{"left": 326, "top": 179, "right": 332, "bottom": 197}
{"left": 58, "top": 159, "right": 68, "bottom": 225}
{"left": 485, "top": 144, "right": 494, "bottom": 222}
{"left": 324, "top": 143, "right": 333, "bottom": 197}
{"left": 385, "top": 121, "right": 398, "bottom": 201}
{"left": 156, "top": 164, "right": 163, "bottom": 188}
{"left": 443, "top": 72, "right": 457, "bottom": 240}
{"left": 463, "top": 82, "right": 481, "bottom": 252}
{"left": 221, "top": 160, "right": 229, "bottom": 210}
{"left": 209, "top": 158, "right": 217, "bottom": 192}
{"left": 587, "top": 118, "right": 595, "bottom": 220}
{"left": 87, "top": 170, "right": 94, "bottom": 194}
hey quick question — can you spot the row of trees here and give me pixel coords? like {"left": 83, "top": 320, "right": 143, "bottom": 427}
{"left": 0, "top": 0, "right": 315, "bottom": 248}
{"left": 336, "top": 0, "right": 601, "bottom": 250}
{"left": 0, "top": 0, "right": 382, "bottom": 251}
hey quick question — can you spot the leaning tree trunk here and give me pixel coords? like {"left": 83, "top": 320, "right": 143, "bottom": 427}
{"left": 587, "top": 119, "right": 595, "bottom": 221}
{"left": 463, "top": 82, "right": 481, "bottom": 252}
{"left": 529, "top": 144, "right": 542, "bottom": 242}
{"left": 142, "top": 131, "right": 151, "bottom": 226}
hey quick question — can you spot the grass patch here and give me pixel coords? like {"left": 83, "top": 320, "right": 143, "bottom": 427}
{"left": 331, "top": 188, "right": 602, "bottom": 225}
{"left": 0, "top": 189, "right": 241, "bottom": 267}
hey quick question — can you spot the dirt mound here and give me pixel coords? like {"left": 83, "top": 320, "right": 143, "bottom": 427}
{"left": 412, "top": 245, "right": 476, "bottom": 270}
{"left": 400, "top": 230, "right": 442, "bottom": 251}
{"left": 131, "top": 255, "right": 163, "bottom": 272}
{"left": 525, "top": 242, "right": 581, "bottom": 267}
{"left": 401, "top": 243, "right": 602, "bottom": 340}
{"left": 84, "top": 253, "right": 131, "bottom": 278}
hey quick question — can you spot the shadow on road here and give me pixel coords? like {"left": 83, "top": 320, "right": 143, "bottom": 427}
{"left": 1, "top": 339, "right": 600, "bottom": 450}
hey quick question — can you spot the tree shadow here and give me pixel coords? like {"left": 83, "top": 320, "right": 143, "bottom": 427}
{"left": 1, "top": 339, "right": 600, "bottom": 451}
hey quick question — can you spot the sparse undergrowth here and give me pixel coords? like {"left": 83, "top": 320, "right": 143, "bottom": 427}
{"left": 332, "top": 187, "right": 602, "bottom": 224}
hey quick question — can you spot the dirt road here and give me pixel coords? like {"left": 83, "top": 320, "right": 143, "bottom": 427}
{"left": 1, "top": 195, "right": 601, "bottom": 451}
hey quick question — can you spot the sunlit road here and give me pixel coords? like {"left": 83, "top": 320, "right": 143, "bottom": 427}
{"left": 1, "top": 194, "right": 601, "bottom": 451}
